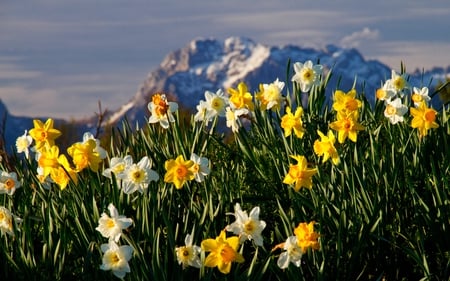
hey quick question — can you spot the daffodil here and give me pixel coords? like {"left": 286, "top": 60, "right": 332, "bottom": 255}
{"left": 148, "top": 93, "right": 178, "bottom": 129}
{"left": 225, "top": 203, "right": 266, "bottom": 246}
{"left": 37, "top": 145, "right": 61, "bottom": 180}
{"left": 175, "top": 234, "right": 202, "bottom": 269}
{"left": 387, "top": 69, "right": 410, "bottom": 96}
{"left": 313, "top": 130, "right": 340, "bottom": 165}
{"left": 410, "top": 102, "right": 439, "bottom": 138}
{"left": 255, "top": 78, "right": 285, "bottom": 111}
{"left": 291, "top": 60, "right": 323, "bottom": 92}
{"left": 0, "top": 171, "right": 21, "bottom": 196}
{"left": 51, "top": 154, "right": 78, "bottom": 190}
{"left": 225, "top": 106, "right": 244, "bottom": 133}
{"left": 332, "top": 89, "right": 362, "bottom": 114}
{"left": 120, "top": 156, "right": 159, "bottom": 194}
{"left": 28, "top": 118, "right": 62, "bottom": 151}
{"left": 283, "top": 155, "right": 317, "bottom": 191}
{"left": 280, "top": 106, "right": 305, "bottom": 138}
{"left": 293, "top": 221, "right": 320, "bottom": 253}
{"left": 100, "top": 240, "right": 134, "bottom": 279}
{"left": 227, "top": 81, "right": 254, "bottom": 112}
{"left": 0, "top": 206, "right": 22, "bottom": 237}
{"left": 376, "top": 81, "right": 396, "bottom": 101}
{"left": 384, "top": 97, "right": 408, "bottom": 124}
{"left": 164, "top": 155, "right": 195, "bottom": 189}
{"left": 102, "top": 155, "right": 133, "bottom": 181}
{"left": 201, "top": 230, "right": 244, "bottom": 274}
{"left": 96, "top": 203, "right": 133, "bottom": 242}
{"left": 189, "top": 153, "right": 210, "bottom": 183}
{"left": 411, "top": 86, "right": 431, "bottom": 107}
{"left": 82, "top": 132, "right": 108, "bottom": 159}
{"left": 67, "top": 139, "right": 102, "bottom": 172}
{"left": 15, "top": 130, "right": 33, "bottom": 159}
{"left": 329, "top": 111, "right": 365, "bottom": 143}
{"left": 275, "top": 236, "right": 302, "bottom": 269}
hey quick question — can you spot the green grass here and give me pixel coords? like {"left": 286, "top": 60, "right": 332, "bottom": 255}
{"left": 1, "top": 64, "right": 449, "bottom": 281}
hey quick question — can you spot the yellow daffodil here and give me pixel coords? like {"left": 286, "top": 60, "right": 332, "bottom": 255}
{"left": 67, "top": 139, "right": 102, "bottom": 172}
{"left": 313, "top": 130, "right": 340, "bottom": 165}
{"left": 293, "top": 221, "right": 320, "bottom": 253}
{"left": 255, "top": 78, "right": 284, "bottom": 111}
{"left": 410, "top": 102, "right": 439, "bottom": 138}
{"left": 329, "top": 111, "right": 365, "bottom": 143}
{"left": 332, "top": 89, "right": 362, "bottom": 114}
{"left": 201, "top": 230, "right": 244, "bottom": 274}
{"left": 280, "top": 106, "right": 305, "bottom": 138}
{"left": 38, "top": 145, "right": 61, "bottom": 179}
{"left": 29, "top": 118, "right": 62, "bottom": 151}
{"left": 164, "top": 155, "right": 195, "bottom": 189}
{"left": 227, "top": 82, "right": 254, "bottom": 111}
{"left": 283, "top": 155, "right": 317, "bottom": 191}
{"left": 51, "top": 155, "right": 78, "bottom": 190}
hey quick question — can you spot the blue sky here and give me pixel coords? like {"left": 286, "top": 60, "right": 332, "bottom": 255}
{"left": 1, "top": 0, "right": 450, "bottom": 119}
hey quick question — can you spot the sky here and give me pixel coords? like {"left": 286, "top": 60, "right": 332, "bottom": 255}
{"left": 1, "top": 0, "right": 450, "bottom": 120}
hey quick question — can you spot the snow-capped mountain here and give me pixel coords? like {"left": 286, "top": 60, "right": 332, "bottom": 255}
{"left": 107, "top": 36, "right": 449, "bottom": 125}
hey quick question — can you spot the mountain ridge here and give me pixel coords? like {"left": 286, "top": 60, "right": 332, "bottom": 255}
{"left": 1, "top": 36, "right": 449, "bottom": 153}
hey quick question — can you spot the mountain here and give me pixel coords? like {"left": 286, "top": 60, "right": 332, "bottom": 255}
{"left": 1, "top": 36, "right": 449, "bottom": 154}
{"left": 106, "top": 36, "right": 449, "bottom": 125}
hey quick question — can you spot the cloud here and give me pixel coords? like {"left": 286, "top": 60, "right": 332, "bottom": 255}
{"left": 339, "top": 27, "right": 380, "bottom": 49}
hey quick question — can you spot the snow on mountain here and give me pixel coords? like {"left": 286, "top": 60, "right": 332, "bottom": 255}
{"left": 108, "top": 36, "right": 449, "bottom": 126}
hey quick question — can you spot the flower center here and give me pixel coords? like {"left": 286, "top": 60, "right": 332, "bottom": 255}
{"left": 376, "top": 88, "right": 386, "bottom": 100}
{"left": 345, "top": 99, "right": 358, "bottom": 111}
{"left": 106, "top": 218, "right": 115, "bottom": 229}
{"left": 176, "top": 165, "right": 188, "bottom": 178}
{"left": 4, "top": 179, "right": 15, "bottom": 190}
{"left": 385, "top": 104, "right": 396, "bottom": 116}
{"left": 424, "top": 109, "right": 436, "bottom": 122}
{"left": 244, "top": 220, "right": 256, "bottom": 233}
{"left": 394, "top": 77, "right": 405, "bottom": 90}
{"left": 211, "top": 97, "right": 224, "bottom": 111}
{"left": 130, "top": 169, "right": 144, "bottom": 182}
{"left": 220, "top": 244, "right": 236, "bottom": 263}
{"left": 301, "top": 68, "right": 314, "bottom": 82}
{"left": 191, "top": 163, "right": 199, "bottom": 173}
{"left": 411, "top": 93, "right": 423, "bottom": 103}
{"left": 39, "top": 130, "right": 48, "bottom": 141}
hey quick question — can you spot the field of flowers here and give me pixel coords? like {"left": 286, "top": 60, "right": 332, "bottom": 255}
{"left": 1, "top": 60, "right": 449, "bottom": 280}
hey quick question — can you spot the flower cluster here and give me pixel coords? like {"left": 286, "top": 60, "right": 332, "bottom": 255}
{"left": 175, "top": 203, "right": 266, "bottom": 274}
{"left": 273, "top": 221, "right": 320, "bottom": 269}
{"left": 376, "top": 70, "right": 439, "bottom": 138}
{"left": 96, "top": 203, "right": 134, "bottom": 279}
{"left": 16, "top": 120, "right": 108, "bottom": 190}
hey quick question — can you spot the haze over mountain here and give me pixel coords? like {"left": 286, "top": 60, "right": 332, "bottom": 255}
{"left": 1, "top": 36, "right": 449, "bottom": 152}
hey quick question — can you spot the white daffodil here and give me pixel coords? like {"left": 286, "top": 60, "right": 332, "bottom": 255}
{"left": 148, "top": 93, "right": 178, "bottom": 129}
{"left": 103, "top": 155, "right": 133, "bottom": 181}
{"left": 15, "top": 130, "right": 33, "bottom": 159}
{"left": 276, "top": 236, "right": 302, "bottom": 269}
{"left": 384, "top": 97, "right": 408, "bottom": 124}
{"left": 0, "top": 171, "right": 21, "bottom": 196}
{"left": 386, "top": 69, "right": 410, "bottom": 97}
{"left": 291, "top": 60, "right": 323, "bottom": 92}
{"left": 189, "top": 153, "right": 210, "bottom": 183}
{"left": 260, "top": 78, "right": 285, "bottom": 111}
{"left": 119, "top": 156, "right": 159, "bottom": 194}
{"left": 96, "top": 203, "right": 133, "bottom": 242}
{"left": 0, "top": 206, "right": 22, "bottom": 237}
{"left": 411, "top": 86, "right": 431, "bottom": 107}
{"left": 100, "top": 240, "right": 134, "bottom": 279}
{"left": 175, "top": 234, "right": 202, "bottom": 269}
{"left": 225, "top": 203, "right": 266, "bottom": 246}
